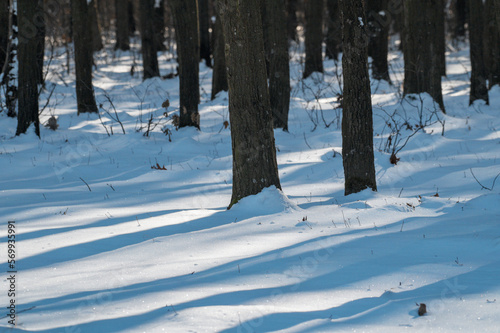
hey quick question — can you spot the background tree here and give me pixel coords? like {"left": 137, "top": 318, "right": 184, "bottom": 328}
{"left": 403, "top": 0, "right": 445, "bottom": 112}
{"left": 287, "top": 0, "right": 299, "bottom": 42}
{"left": 469, "top": 0, "right": 489, "bottom": 104}
{"left": 0, "top": 0, "right": 8, "bottom": 72}
{"left": 211, "top": 11, "right": 228, "bottom": 100}
{"left": 325, "top": 0, "right": 341, "bottom": 60}
{"left": 17, "top": 0, "right": 40, "bottom": 136}
{"left": 71, "top": 0, "right": 98, "bottom": 114}
{"left": 169, "top": 0, "right": 200, "bottom": 128}
{"left": 217, "top": 0, "right": 282, "bottom": 209}
{"left": 367, "top": 0, "right": 391, "bottom": 82}
{"left": 303, "top": 0, "right": 323, "bottom": 78}
{"left": 153, "top": 0, "right": 166, "bottom": 51}
{"left": 35, "top": 0, "right": 45, "bottom": 86}
{"left": 89, "top": 0, "right": 103, "bottom": 52}
{"left": 1, "top": 0, "right": 17, "bottom": 118}
{"left": 262, "top": 0, "right": 290, "bottom": 130}
{"left": 115, "top": 0, "right": 130, "bottom": 50}
{"left": 199, "top": 0, "right": 211, "bottom": 66}
{"left": 340, "top": 0, "right": 377, "bottom": 195}
{"left": 137, "top": 0, "right": 160, "bottom": 79}
{"left": 483, "top": 0, "right": 500, "bottom": 88}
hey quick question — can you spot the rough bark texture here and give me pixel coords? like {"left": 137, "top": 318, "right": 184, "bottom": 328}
{"left": 303, "top": 0, "right": 323, "bottom": 78}
{"left": 287, "top": 0, "right": 299, "bottom": 42}
{"left": 262, "top": 0, "right": 290, "bottom": 130}
{"left": 71, "top": 0, "right": 98, "bottom": 114}
{"left": 0, "top": 0, "right": 8, "bottom": 72}
{"left": 89, "top": 0, "right": 103, "bottom": 51}
{"left": 217, "top": 0, "right": 282, "bottom": 209}
{"left": 2, "top": 0, "right": 17, "bottom": 118}
{"left": 211, "top": 11, "right": 228, "bottom": 100}
{"left": 17, "top": 0, "right": 40, "bottom": 136}
{"left": 115, "top": 0, "right": 130, "bottom": 50}
{"left": 403, "top": 0, "right": 445, "bottom": 112}
{"left": 367, "top": 0, "right": 391, "bottom": 82}
{"left": 469, "top": 0, "right": 489, "bottom": 104}
{"left": 169, "top": 0, "right": 200, "bottom": 128}
{"left": 339, "top": 0, "right": 377, "bottom": 195}
{"left": 484, "top": 0, "right": 500, "bottom": 88}
{"left": 199, "top": 0, "right": 211, "bottom": 66}
{"left": 325, "top": 0, "right": 341, "bottom": 60}
{"left": 138, "top": 0, "right": 160, "bottom": 79}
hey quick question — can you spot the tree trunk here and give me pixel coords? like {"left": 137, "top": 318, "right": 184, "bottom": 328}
{"left": 17, "top": 0, "right": 40, "bottom": 136}
{"left": 199, "top": 0, "right": 211, "bottom": 66}
{"left": 169, "top": 0, "right": 200, "bottom": 128}
{"left": 71, "top": 0, "right": 98, "bottom": 114}
{"left": 115, "top": 0, "right": 130, "bottom": 50}
{"left": 484, "top": 0, "right": 500, "bottom": 88}
{"left": 287, "top": 0, "right": 299, "bottom": 42}
{"left": 2, "top": 0, "right": 17, "bottom": 118}
{"left": 452, "top": 0, "right": 467, "bottom": 39}
{"left": 217, "top": 0, "right": 282, "bottom": 209}
{"left": 325, "top": 0, "right": 341, "bottom": 60}
{"left": 303, "top": 0, "right": 323, "bottom": 78}
{"left": 494, "top": 0, "right": 500, "bottom": 35}
{"left": 137, "top": 0, "right": 160, "bottom": 79}
{"left": 262, "top": 0, "right": 290, "bottom": 130}
{"left": 339, "top": 0, "right": 377, "bottom": 195}
{"left": 89, "top": 0, "right": 103, "bottom": 52}
{"left": 35, "top": 0, "right": 45, "bottom": 86}
{"left": 367, "top": 0, "right": 391, "bottom": 82}
{"left": 469, "top": 0, "right": 489, "bottom": 104}
{"left": 403, "top": 0, "right": 445, "bottom": 112}
{"left": 211, "top": 10, "right": 228, "bottom": 100}
{"left": 0, "top": 0, "right": 10, "bottom": 75}
{"left": 153, "top": 0, "right": 166, "bottom": 51}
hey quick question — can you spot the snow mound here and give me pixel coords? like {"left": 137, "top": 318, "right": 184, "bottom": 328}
{"left": 231, "top": 186, "right": 299, "bottom": 215}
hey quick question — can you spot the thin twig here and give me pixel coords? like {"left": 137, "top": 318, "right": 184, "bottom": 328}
{"left": 79, "top": 177, "right": 92, "bottom": 192}
{"left": 470, "top": 168, "right": 500, "bottom": 191}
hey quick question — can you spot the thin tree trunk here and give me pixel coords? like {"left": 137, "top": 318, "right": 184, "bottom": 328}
{"left": 35, "top": 0, "right": 45, "bottom": 86}
{"left": 137, "top": 0, "right": 160, "bottom": 79}
{"left": 17, "top": 0, "right": 40, "bottom": 136}
{"left": 325, "top": 0, "right": 341, "bottom": 60}
{"left": 199, "top": 0, "right": 211, "bottom": 66}
{"left": 217, "top": 0, "right": 282, "bottom": 209}
{"left": 0, "top": 0, "right": 10, "bottom": 74}
{"left": 211, "top": 11, "right": 228, "bottom": 100}
{"left": 115, "top": 0, "right": 130, "bottom": 50}
{"left": 169, "top": 0, "right": 200, "bottom": 128}
{"left": 484, "top": 0, "right": 500, "bottom": 87}
{"left": 303, "top": 0, "right": 323, "bottom": 78}
{"left": 89, "top": 0, "right": 103, "bottom": 51}
{"left": 153, "top": 0, "right": 166, "bottom": 51}
{"left": 469, "top": 0, "right": 489, "bottom": 104}
{"left": 2, "top": 0, "right": 17, "bottom": 118}
{"left": 339, "top": 0, "right": 377, "bottom": 195}
{"left": 71, "top": 0, "right": 98, "bottom": 114}
{"left": 287, "top": 0, "right": 299, "bottom": 42}
{"left": 367, "top": 0, "right": 391, "bottom": 82}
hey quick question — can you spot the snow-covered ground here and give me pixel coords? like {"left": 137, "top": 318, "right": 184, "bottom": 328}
{"left": 1, "top": 41, "right": 499, "bottom": 332}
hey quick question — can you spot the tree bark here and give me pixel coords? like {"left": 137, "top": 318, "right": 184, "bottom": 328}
{"left": 484, "top": 0, "right": 500, "bottom": 88}
{"left": 199, "top": 0, "right": 211, "bottom": 66}
{"left": 35, "top": 0, "right": 45, "bottom": 86}
{"left": 17, "top": 0, "right": 40, "bottom": 136}
{"left": 153, "top": 0, "right": 166, "bottom": 51}
{"left": 71, "top": 0, "right": 98, "bottom": 114}
{"left": 403, "top": 0, "right": 445, "bottom": 112}
{"left": 89, "top": 0, "right": 103, "bottom": 52}
{"left": 303, "top": 0, "right": 323, "bottom": 78}
{"left": 367, "top": 0, "right": 391, "bottom": 82}
{"left": 217, "top": 0, "right": 282, "bottom": 209}
{"left": 211, "top": 11, "right": 228, "bottom": 100}
{"left": 287, "top": 0, "right": 299, "bottom": 42}
{"left": 325, "top": 0, "right": 341, "bottom": 60}
{"left": 169, "top": 0, "right": 200, "bottom": 128}
{"left": 0, "top": 0, "right": 8, "bottom": 72}
{"left": 115, "top": 0, "right": 130, "bottom": 50}
{"left": 137, "top": 0, "right": 160, "bottom": 79}
{"left": 469, "top": 0, "right": 489, "bottom": 104}
{"left": 339, "top": 0, "right": 377, "bottom": 195}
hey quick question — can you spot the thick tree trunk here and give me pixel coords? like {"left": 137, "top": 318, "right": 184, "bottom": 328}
{"left": 339, "top": 0, "right": 377, "bottom": 195}
{"left": 367, "top": 0, "right": 391, "bottom": 82}
{"left": 494, "top": 0, "right": 500, "bottom": 35}
{"left": 17, "top": 0, "right": 40, "bottom": 136}
{"left": 153, "top": 0, "right": 166, "bottom": 51}
{"left": 71, "top": 0, "right": 98, "bottom": 114}
{"left": 403, "top": 0, "right": 445, "bottom": 112}
{"left": 137, "top": 0, "right": 160, "bottom": 79}
{"left": 35, "top": 0, "right": 45, "bottom": 86}
{"left": 453, "top": 0, "right": 467, "bottom": 39}
{"left": 469, "top": 0, "right": 489, "bottom": 104}
{"left": 0, "top": 0, "right": 8, "bottom": 72}
{"left": 287, "top": 0, "right": 299, "bottom": 42}
{"left": 199, "top": 0, "right": 211, "bottom": 66}
{"left": 484, "top": 0, "right": 500, "bottom": 88}
{"left": 325, "top": 0, "right": 341, "bottom": 60}
{"left": 169, "top": 0, "right": 200, "bottom": 128}
{"left": 115, "top": 0, "right": 130, "bottom": 50}
{"left": 303, "top": 0, "right": 323, "bottom": 78}
{"left": 89, "top": 0, "right": 103, "bottom": 52}
{"left": 211, "top": 11, "right": 228, "bottom": 100}
{"left": 217, "top": 0, "right": 282, "bottom": 209}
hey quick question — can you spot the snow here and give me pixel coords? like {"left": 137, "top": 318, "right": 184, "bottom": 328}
{"left": 1, "top": 41, "right": 500, "bottom": 332}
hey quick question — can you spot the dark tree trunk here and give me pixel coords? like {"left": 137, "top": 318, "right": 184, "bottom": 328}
{"left": 0, "top": 0, "right": 9, "bottom": 75}
{"left": 169, "top": 0, "right": 200, "bottom": 128}
{"left": 137, "top": 0, "right": 159, "bottom": 79}
{"left": 211, "top": 11, "right": 228, "bottom": 100}
{"left": 71, "top": 0, "right": 98, "bottom": 114}
{"left": 262, "top": 0, "right": 290, "bottom": 130}
{"left": 484, "top": 0, "right": 500, "bottom": 88}
{"left": 199, "top": 0, "right": 211, "bottom": 66}
{"left": 303, "top": 0, "right": 323, "bottom": 78}
{"left": 89, "top": 0, "right": 103, "bottom": 52}
{"left": 287, "top": 0, "right": 299, "bottom": 42}
{"left": 128, "top": 0, "right": 136, "bottom": 35}
{"left": 494, "top": 0, "right": 500, "bottom": 35}
{"left": 339, "top": 0, "right": 377, "bottom": 195}
{"left": 217, "top": 0, "right": 282, "bottom": 209}
{"left": 367, "top": 0, "right": 391, "bottom": 82}
{"left": 435, "top": 0, "right": 446, "bottom": 76}
{"left": 35, "top": 0, "right": 45, "bottom": 86}
{"left": 453, "top": 0, "right": 467, "bottom": 39}
{"left": 153, "top": 0, "right": 166, "bottom": 51}
{"left": 325, "top": 0, "right": 341, "bottom": 60}
{"left": 403, "top": 0, "right": 445, "bottom": 112}
{"left": 469, "top": 0, "right": 489, "bottom": 104}
{"left": 115, "top": 0, "right": 130, "bottom": 50}
{"left": 2, "top": 0, "right": 17, "bottom": 118}
{"left": 17, "top": 0, "right": 40, "bottom": 136}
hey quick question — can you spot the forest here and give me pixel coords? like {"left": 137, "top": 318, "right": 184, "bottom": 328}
{"left": 1, "top": 0, "right": 500, "bottom": 332}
